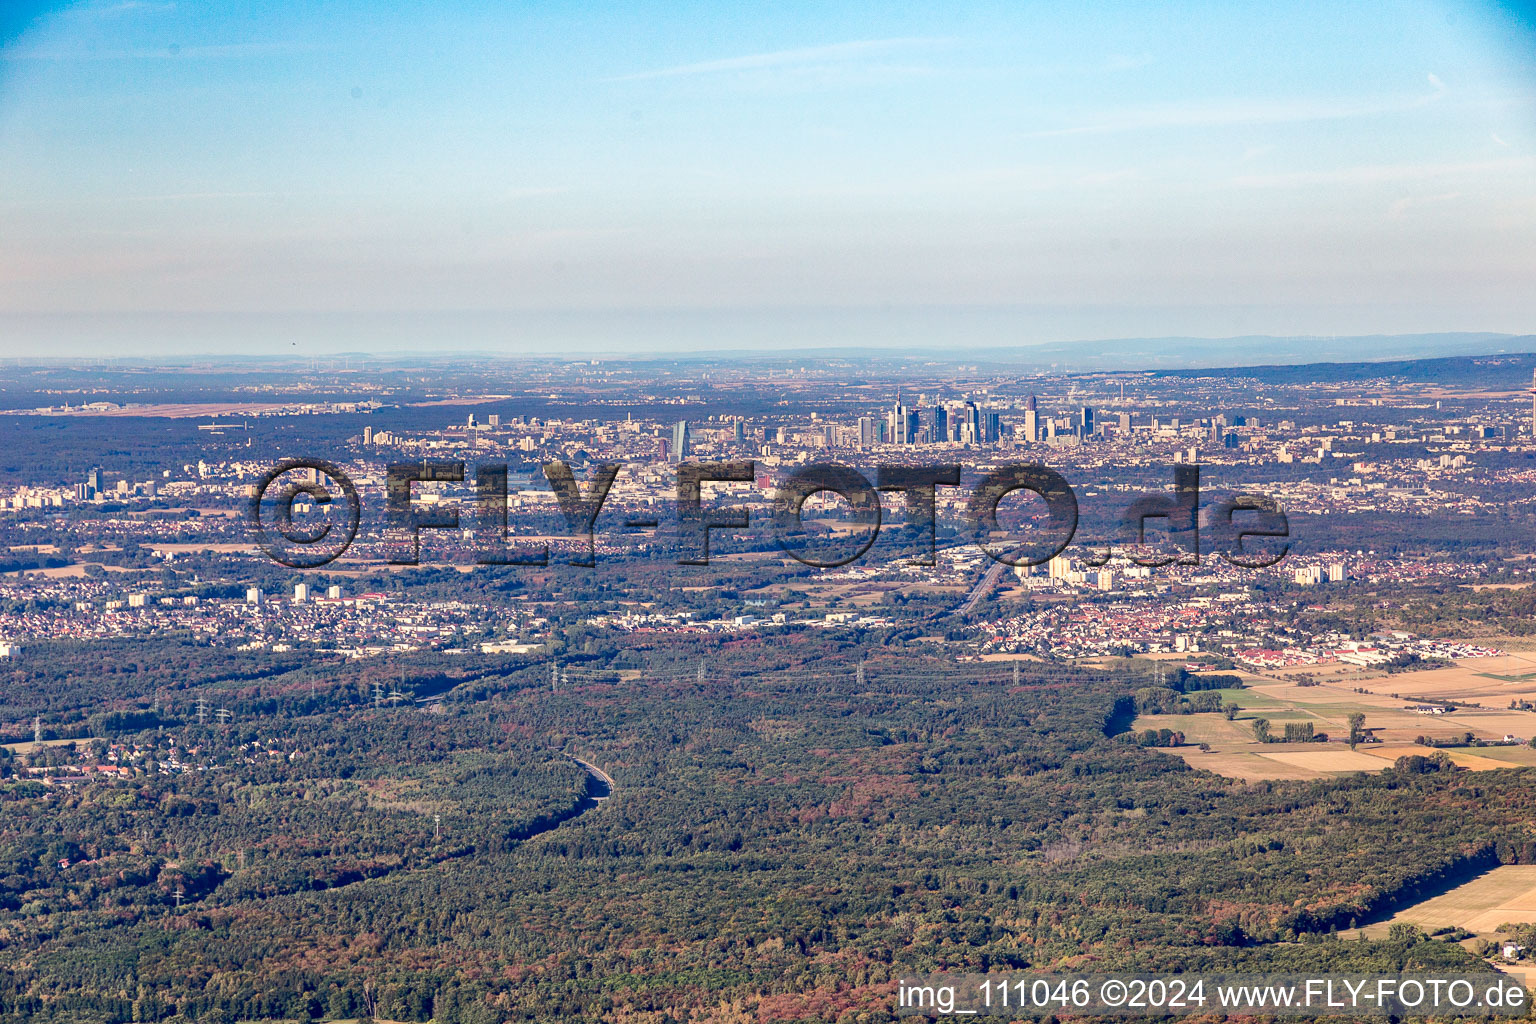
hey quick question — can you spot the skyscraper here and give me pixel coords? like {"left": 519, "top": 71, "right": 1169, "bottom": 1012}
{"left": 1080, "top": 406, "right": 1094, "bottom": 437}
{"left": 924, "top": 406, "right": 947, "bottom": 445}
{"left": 671, "top": 420, "right": 690, "bottom": 462}
{"left": 87, "top": 467, "right": 103, "bottom": 496}
{"left": 961, "top": 401, "right": 980, "bottom": 444}
{"left": 1023, "top": 397, "right": 1038, "bottom": 443}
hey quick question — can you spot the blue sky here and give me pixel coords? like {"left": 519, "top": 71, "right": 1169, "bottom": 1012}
{"left": 0, "top": 1, "right": 1533, "bottom": 356}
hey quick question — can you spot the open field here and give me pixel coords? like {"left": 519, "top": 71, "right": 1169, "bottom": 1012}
{"left": 1134, "top": 657, "right": 1536, "bottom": 780}
{"left": 1358, "top": 745, "right": 1521, "bottom": 771}
{"left": 1357, "top": 653, "right": 1536, "bottom": 705}
{"left": 1164, "top": 749, "right": 1323, "bottom": 781}
{"left": 3, "top": 736, "right": 105, "bottom": 754}
{"left": 1350, "top": 865, "right": 1536, "bottom": 938}
{"left": 1243, "top": 673, "right": 1536, "bottom": 746}
{"left": 1449, "top": 745, "right": 1536, "bottom": 766}
{"left": 1256, "top": 749, "right": 1391, "bottom": 772}
{"left": 1157, "top": 742, "right": 1396, "bottom": 781}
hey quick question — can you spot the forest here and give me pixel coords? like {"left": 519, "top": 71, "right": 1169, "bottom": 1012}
{"left": 2, "top": 632, "right": 1533, "bottom": 1022}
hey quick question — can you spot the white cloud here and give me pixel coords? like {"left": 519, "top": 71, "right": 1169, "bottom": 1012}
{"left": 603, "top": 38, "right": 950, "bottom": 82}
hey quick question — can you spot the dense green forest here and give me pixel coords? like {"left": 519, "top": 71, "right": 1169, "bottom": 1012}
{"left": 1, "top": 635, "right": 1532, "bottom": 1023}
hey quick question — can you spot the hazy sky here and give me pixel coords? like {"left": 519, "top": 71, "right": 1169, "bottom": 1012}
{"left": 0, "top": 1, "right": 1534, "bottom": 356}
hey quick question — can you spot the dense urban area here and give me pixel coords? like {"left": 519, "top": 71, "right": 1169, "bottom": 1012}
{"left": 5, "top": 349, "right": 1536, "bottom": 1023}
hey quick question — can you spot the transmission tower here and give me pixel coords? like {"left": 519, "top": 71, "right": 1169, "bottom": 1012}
{"left": 698, "top": 659, "right": 706, "bottom": 684}
{"left": 215, "top": 708, "right": 232, "bottom": 724}
{"left": 388, "top": 689, "right": 405, "bottom": 704}
{"left": 1013, "top": 662, "right": 1020, "bottom": 687}
{"left": 551, "top": 663, "right": 559, "bottom": 692}
{"left": 372, "top": 682, "right": 385, "bottom": 708}
{"left": 195, "top": 697, "right": 208, "bottom": 725}
{"left": 33, "top": 716, "right": 42, "bottom": 748}
{"left": 856, "top": 660, "right": 865, "bottom": 686}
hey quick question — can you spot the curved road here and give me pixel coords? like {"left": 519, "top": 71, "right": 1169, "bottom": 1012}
{"left": 566, "top": 755, "right": 613, "bottom": 806}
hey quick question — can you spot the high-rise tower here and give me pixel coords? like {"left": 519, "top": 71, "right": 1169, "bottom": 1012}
{"left": 672, "top": 420, "right": 690, "bottom": 462}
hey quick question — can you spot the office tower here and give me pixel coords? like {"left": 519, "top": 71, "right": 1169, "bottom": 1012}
{"left": 857, "top": 416, "right": 877, "bottom": 448}
{"left": 984, "top": 411, "right": 1001, "bottom": 444}
{"left": 363, "top": 425, "right": 374, "bottom": 445}
{"left": 658, "top": 438, "right": 670, "bottom": 462}
{"left": 672, "top": 420, "right": 690, "bottom": 462}
{"left": 1119, "top": 411, "right": 1131, "bottom": 432}
{"left": 733, "top": 420, "right": 744, "bottom": 442}
{"left": 963, "top": 401, "right": 980, "bottom": 442}
{"left": 87, "top": 467, "right": 103, "bottom": 495}
{"left": 1023, "top": 397, "right": 1038, "bottom": 442}
{"left": 1080, "top": 406, "right": 1094, "bottom": 437}
{"left": 488, "top": 414, "right": 500, "bottom": 427}
{"left": 925, "top": 406, "right": 948, "bottom": 445}
{"left": 467, "top": 413, "right": 477, "bottom": 428}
